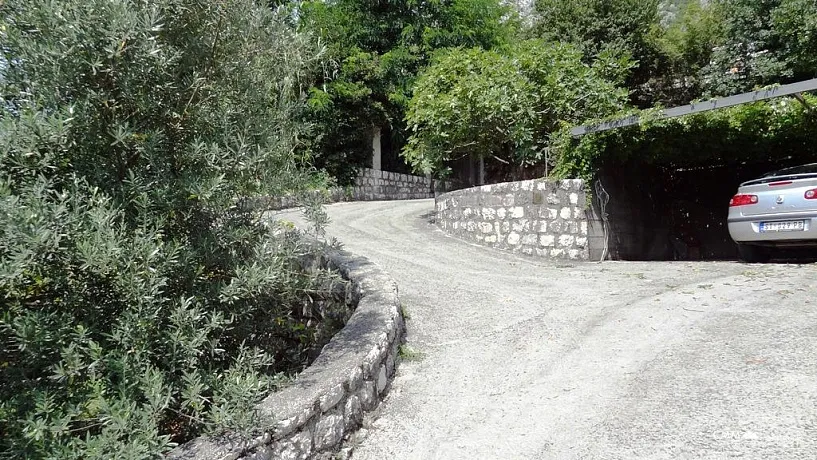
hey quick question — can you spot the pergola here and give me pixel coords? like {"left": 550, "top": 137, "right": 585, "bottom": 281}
{"left": 570, "top": 78, "right": 817, "bottom": 138}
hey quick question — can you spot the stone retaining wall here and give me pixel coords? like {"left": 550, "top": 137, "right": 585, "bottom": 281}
{"left": 169, "top": 247, "right": 405, "bottom": 460}
{"left": 435, "top": 178, "right": 605, "bottom": 261}
{"left": 261, "top": 168, "right": 445, "bottom": 210}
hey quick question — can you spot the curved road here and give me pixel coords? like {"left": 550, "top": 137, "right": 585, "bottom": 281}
{"left": 278, "top": 199, "right": 817, "bottom": 460}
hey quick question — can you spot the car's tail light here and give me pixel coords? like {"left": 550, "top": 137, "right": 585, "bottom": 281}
{"left": 805, "top": 188, "right": 817, "bottom": 199}
{"left": 768, "top": 180, "right": 793, "bottom": 186}
{"left": 730, "top": 194, "right": 758, "bottom": 207}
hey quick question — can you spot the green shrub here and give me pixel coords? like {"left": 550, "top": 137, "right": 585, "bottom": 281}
{"left": 0, "top": 0, "right": 343, "bottom": 457}
{"left": 551, "top": 94, "right": 817, "bottom": 181}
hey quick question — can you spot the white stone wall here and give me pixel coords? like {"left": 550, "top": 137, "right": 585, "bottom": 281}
{"left": 435, "top": 179, "right": 597, "bottom": 261}
{"left": 350, "top": 168, "right": 434, "bottom": 201}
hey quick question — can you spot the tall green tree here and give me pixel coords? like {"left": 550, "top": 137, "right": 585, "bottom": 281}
{"left": 702, "top": 0, "right": 817, "bottom": 95}
{"left": 403, "top": 40, "right": 629, "bottom": 176}
{"left": 299, "top": 0, "right": 516, "bottom": 184}
{"left": 532, "top": 0, "right": 663, "bottom": 106}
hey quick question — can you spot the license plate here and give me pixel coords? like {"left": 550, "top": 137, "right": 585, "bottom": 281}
{"left": 759, "top": 220, "right": 805, "bottom": 232}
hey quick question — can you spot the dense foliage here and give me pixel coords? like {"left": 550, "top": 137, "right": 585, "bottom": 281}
{"left": 552, "top": 94, "right": 817, "bottom": 181}
{"left": 403, "top": 41, "right": 629, "bottom": 175}
{"left": 0, "top": 0, "right": 345, "bottom": 457}
{"left": 298, "top": 0, "right": 515, "bottom": 183}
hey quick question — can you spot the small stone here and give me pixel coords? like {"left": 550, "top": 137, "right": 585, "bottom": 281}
{"left": 576, "top": 236, "right": 587, "bottom": 248}
{"left": 568, "top": 249, "right": 581, "bottom": 260}
{"left": 559, "top": 235, "right": 575, "bottom": 247}
{"left": 507, "top": 232, "right": 521, "bottom": 246}
{"left": 482, "top": 207, "right": 496, "bottom": 219}
{"left": 344, "top": 395, "right": 363, "bottom": 429}
{"left": 536, "top": 181, "right": 548, "bottom": 191}
{"left": 569, "top": 193, "right": 579, "bottom": 205}
{"left": 510, "top": 207, "right": 525, "bottom": 218}
{"left": 376, "top": 365, "right": 388, "bottom": 394}
{"left": 501, "top": 222, "right": 510, "bottom": 233}
{"left": 502, "top": 194, "right": 515, "bottom": 206}
{"left": 313, "top": 414, "right": 344, "bottom": 451}
{"left": 537, "top": 221, "right": 547, "bottom": 233}
{"left": 548, "top": 208, "right": 558, "bottom": 219}
{"left": 357, "top": 381, "right": 377, "bottom": 410}
{"left": 348, "top": 366, "right": 363, "bottom": 392}
{"left": 496, "top": 208, "right": 507, "bottom": 219}
{"left": 540, "top": 235, "right": 555, "bottom": 247}
{"left": 547, "top": 194, "right": 560, "bottom": 205}
{"left": 560, "top": 207, "right": 571, "bottom": 219}
{"left": 550, "top": 248, "right": 565, "bottom": 258}
{"left": 479, "top": 222, "right": 493, "bottom": 234}
{"left": 484, "top": 235, "right": 497, "bottom": 243}
{"left": 742, "top": 431, "right": 759, "bottom": 440}
{"left": 273, "top": 431, "right": 313, "bottom": 460}
{"left": 580, "top": 222, "right": 588, "bottom": 235}
{"left": 522, "top": 234, "right": 537, "bottom": 245}
{"left": 320, "top": 383, "right": 345, "bottom": 413}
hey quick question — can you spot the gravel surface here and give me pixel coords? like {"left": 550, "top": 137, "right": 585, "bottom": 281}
{"left": 274, "top": 199, "right": 817, "bottom": 460}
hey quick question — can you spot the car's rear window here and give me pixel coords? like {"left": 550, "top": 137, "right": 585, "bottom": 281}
{"left": 763, "top": 163, "right": 817, "bottom": 177}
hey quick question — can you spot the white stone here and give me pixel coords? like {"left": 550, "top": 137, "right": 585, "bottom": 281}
{"left": 536, "top": 181, "right": 548, "bottom": 191}
{"left": 550, "top": 248, "right": 565, "bottom": 258}
{"left": 559, "top": 207, "right": 571, "bottom": 220}
{"left": 502, "top": 195, "right": 515, "bottom": 206}
{"left": 344, "top": 395, "right": 363, "bottom": 429}
{"left": 319, "top": 383, "right": 345, "bottom": 412}
{"left": 496, "top": 208, "right": 507, "bottom": 219}
{"left": 522, "top": 234, "right": 537, "bottom": 245}
{"left": 501, "top": 222, "right": 510, "bottom": 232}
{"left": 540, "top": 235, "right": 555, "bottom": 247}
{"left": 479, "top": 222, "right": 493, "bottom": 234}
{"left": 573, "top": 208, "right": 583, "bottom": 219}
{"left": 507, "top": 232, "right": 521, "bottom": 245}
{"left": 273, "top": 431, "right": 312, "bottom": 460}
{"left": 376, "top": 365, "right": 388, "bottom": 394}
{"left": 484, "top": 235, "right": 497, "bottom": 243}
{"left": 559, "top": 234, "right": 575, "bottom": 247}
{"left": 313, "top": 414, "right": 344, "bottom": 451}
{"left": 559, "top": 180, "right": 571, "bottom": 191}
{"left": 463, "top": 208, "right": 472, "bottom": 218}
{"left": 580, "top": 222, "right": 588, "bottom": 235}
{"left": 547, "top": 194, "right": 560, "bottom": 205}
{"left": 482, "top": 207, "right": 496, "bottom": 219}
{"left": 569, "top": 193, "right": 579, "bottom": 205}
{"left": 537, "top": 221, "right": 547, "bottom": 233}
{"left": 548, "top": 208, "right": 558, "bottom": 219}
{"left": 576, "top": 236, "right": 588, "bottom": 248}
{"left": 357, "top": 381, "right": 376, "bottom": 410}
{"left": 568, "top": 249, "right": 581, "bottom": 260}
{"left": 510, "top": 207, "right": 525, "bottom": 218}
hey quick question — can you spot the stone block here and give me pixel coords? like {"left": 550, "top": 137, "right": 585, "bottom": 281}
{"left": 273, "top": 431, "right": 313, "bottom": 460}
{"left": 507, "top": 232, "right": 521, "bottom": 245}
{"left": 547, "top": 194, "right": 560, "bottom": 205}
{"left": 357, "top": 381, "right": 377, "bottom": 411}
{"left": 376, "top": 365, "right": 388, "bottom": 394}
{"left": 522, "top": 234, "right": 537, "bottom": 245}
{"left": 484, "top": 235, "right": 497, "bottom": 243}
{"left": 580, "top": 222, "right": 588, "bottom": 235}
{"left": 319, "top": 383, "right": 345, "bottom": 413}
{"left": 560, "top": 207, "right": 571, "bottom": 220}
{"left": 313, "top": 414, "right": 344, "bottom": 451}
{"left": 344, "top": 395, "right": 363, "bottom": 430}
{"left": 568, "top": 249, "right": 581, "bottom": 260}
{"left": 502, "top": 194, "right": 515, "bottom": 206}
{"left": 479, "top": 222, "right": 493, "bottom": 234}
{"left": 569, "top": 193, "right": 579, "bottom": 205}
{"left": 510, "top": 207, "right": 525, "bottom": 218}
{"left": 558, "top": 234, "right": 575, "bottom": 247}
{"left": 482, "top": 207, "right": 496, "bottom": 220}
{"left": 536, "top": 181, "right": 548, "bottom": 191}
{"left": 537, "top": 221, "right": 547, "bottom": 233}
{"left": 550, "top": 248, "right": 565, "bottom": 258}
{"left": 540, "top": 235, "right": 555, "bottom": 247}
{"left": 549, "top": 221, "right": 563, "bottom": 233}
{"left": 547, "top": 208, "right": 558, "bottom": 219}
{"left": 501, "top": 222, "right": 510, "bottom": 233}
{"left": 496, "top": 208, "right": 507, "bottom": 219}
{"left": 575, "top": 236, "right": 587, "bottom": 248}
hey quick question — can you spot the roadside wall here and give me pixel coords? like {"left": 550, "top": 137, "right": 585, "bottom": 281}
{"left": 168, "top": 246, "right": 405, "bottom": 460}
{"left": 262, "top": 168, "right": 456, "bottom": 210}
{"left": 435, "top": 179, "right": 605, "bottom": 261}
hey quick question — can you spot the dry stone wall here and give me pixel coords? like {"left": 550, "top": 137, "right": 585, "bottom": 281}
{"left": 436, "top": 179, "right": 602, "bottom": 261}
{"left": 168, "top": 247, "right": 405, "bottom": 460}
{"left": 261, "top": 168, "right": 448, "bottom": 210}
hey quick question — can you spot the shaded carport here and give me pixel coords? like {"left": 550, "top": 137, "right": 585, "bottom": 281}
{"left": 571, "top": 78, "right": 817, "bottom": 260}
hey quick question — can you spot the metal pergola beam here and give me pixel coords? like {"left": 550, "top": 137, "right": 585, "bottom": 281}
{"left": 570, "top": 77, "right": 817, "bottom": 137}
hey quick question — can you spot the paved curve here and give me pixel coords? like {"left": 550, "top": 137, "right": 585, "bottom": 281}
{"left": 278, "top": 199, "right": 817, "bottom": 460}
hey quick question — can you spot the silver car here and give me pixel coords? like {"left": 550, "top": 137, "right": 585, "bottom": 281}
{"left": 728, "top": 163, "right": 817, "bottom": 262}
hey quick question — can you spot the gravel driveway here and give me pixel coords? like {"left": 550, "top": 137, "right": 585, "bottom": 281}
{"left": 276, "top": 199, "right": 817, "bottom": 460}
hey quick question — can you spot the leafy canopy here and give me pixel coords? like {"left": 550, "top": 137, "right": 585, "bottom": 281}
{"left": 402, "top": 40, "right": 630, "bottom": 175}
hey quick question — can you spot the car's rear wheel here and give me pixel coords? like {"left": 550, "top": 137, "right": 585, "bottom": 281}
{"left": 737, "top": 244, "right": 771, "bottom": 263}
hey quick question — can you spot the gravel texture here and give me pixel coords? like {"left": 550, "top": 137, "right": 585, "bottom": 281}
{"left": 276, "top": 199, "right": 817, "bottom": 460}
